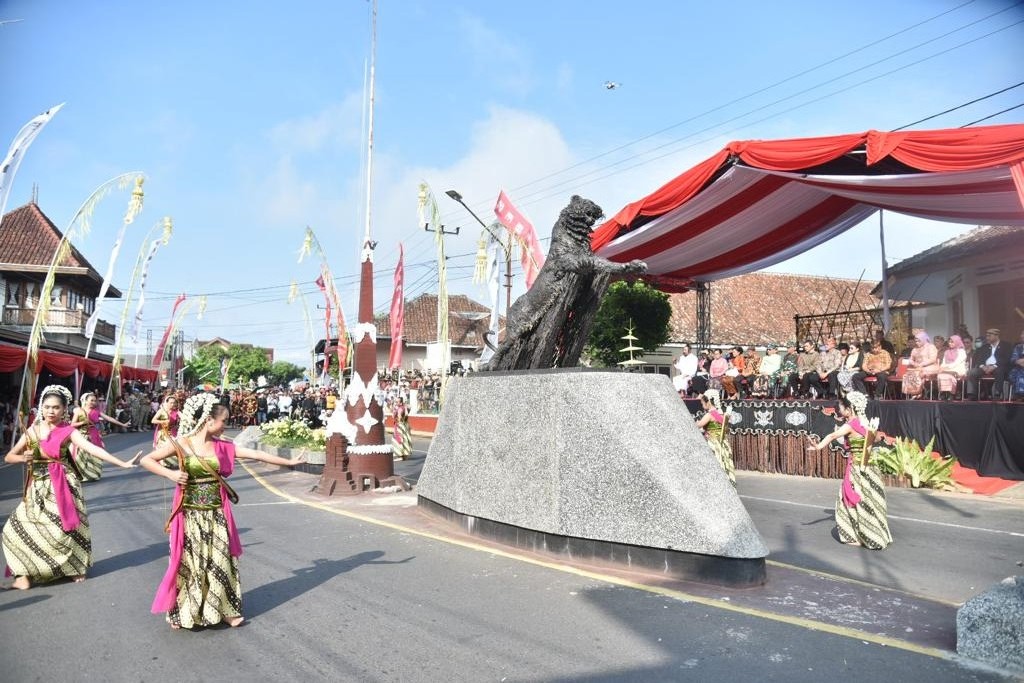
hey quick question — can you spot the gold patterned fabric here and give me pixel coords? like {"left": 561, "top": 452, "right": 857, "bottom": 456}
{"left": 73, "top": 423, "right": 103, "bottom": 482}
{"left": 834, "top": 454, "right": 893, "bottom": 550}
{"left": 1, "top": 442, "right": 92, "bottom": 582}
{"left": 393, "top": 413, "right": 412, "bottom": 460}
{"left": 166, "top": 455, "right": 241, "bottom": 628}
{"left": 704, "top": 418, "right": 736, "bottom": 486}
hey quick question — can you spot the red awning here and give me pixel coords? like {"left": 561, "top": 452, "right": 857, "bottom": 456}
{"left": 592, "top": 124, "right": 1024, "bottom": 291}
{"left": 0, "top": 343, "right": 158, "bottom": 384}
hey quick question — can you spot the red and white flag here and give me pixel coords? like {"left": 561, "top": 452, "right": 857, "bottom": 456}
{"left": 152, "top": 293, "right": 186, "bottom": 367}
{"left": 494, "top": 190, "right": 545, "bottom": 289}
{"left": 388, "top": 243, "right": 405, "bottom": 370}
{"left": 315, "top": 271, "right": 332, "bottom": 378}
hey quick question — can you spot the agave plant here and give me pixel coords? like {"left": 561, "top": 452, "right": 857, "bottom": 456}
{"left": 869, "top": 436, "right": 957, "bottom": 490}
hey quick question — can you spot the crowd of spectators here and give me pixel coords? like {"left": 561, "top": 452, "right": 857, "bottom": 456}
{"left": 673, "top": 325, "right": 1024, "bottom": 403}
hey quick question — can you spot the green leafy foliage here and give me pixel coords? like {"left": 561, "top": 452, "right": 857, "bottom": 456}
{"left": 183, "top": 344, "right": 272, "bottom": 387}
{"left": 584, "top": 280, "right": 672, "bottom": 367}
{"left": 268, "top": 360, "right": 306, "bottom": 386}
{"left": 870, "top": 436, "right": 957, "bottom": 490}
{"left": 259, "top": 418, "right": 326, "bottom": 450}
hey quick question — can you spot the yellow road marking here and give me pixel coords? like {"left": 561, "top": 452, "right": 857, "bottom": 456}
{"left": 241, "top": 462, "right": 951, "bottom": 660}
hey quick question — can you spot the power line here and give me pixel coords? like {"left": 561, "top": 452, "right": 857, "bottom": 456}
{"left": 960, "top": 102, "right": 1024, "bottom": 126}
{"left": 892, "top": 81, "right": 1024, "bottom": 130}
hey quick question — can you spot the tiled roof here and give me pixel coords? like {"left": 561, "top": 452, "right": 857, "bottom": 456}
{"left": 0, "top": 202, "right": 92, "bottom": 268}
{"left": 376, "top": 293, "right": 504, "bottom": 348}
{"left": 887, "top": 225, "right": 1023, "bottom": 276}
{"left": 668, "top": 272, "right": 879, "bottom": 347}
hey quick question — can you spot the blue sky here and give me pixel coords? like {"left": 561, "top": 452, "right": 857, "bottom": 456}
{"left": 2, "top": 0, "right": 1022, "bottom": 366}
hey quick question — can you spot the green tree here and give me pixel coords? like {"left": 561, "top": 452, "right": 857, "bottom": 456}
{"left": 267, "top": 360, "right": 305, "bottom": 387}
{"left": 182, "top": 344, "right": 272, "bottom": 388}
{"left": 584, "top": 280, "right": 672, "bottom": 367}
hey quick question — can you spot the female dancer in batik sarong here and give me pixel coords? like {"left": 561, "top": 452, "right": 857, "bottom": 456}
{"left": 392, "top": 396, "right": 412, "bottom": 460}
{"left": 694, "top": 389, "right": 736, "bottom": 486}
{"left": 2, "top": 385, "right": 138, "bottom": 589}
{"left": 151, "top": 395, "right": 180, "bottom": 448}
{"left": 140, "top": 393, "right": 305, "bottom": 629}
{"left": 808, "top": 391, "right": 893, "bottom": 549}
{"left": 70, "top": 392, "right": 130, "bottom": 481}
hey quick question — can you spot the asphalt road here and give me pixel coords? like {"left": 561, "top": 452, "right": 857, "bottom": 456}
{"left": 0, "top": 430, "right": 1020, "bottom": 682}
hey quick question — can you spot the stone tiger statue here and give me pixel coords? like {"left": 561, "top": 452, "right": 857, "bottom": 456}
{"left": 484, "top": 195, "right": 646, "bottom": 371}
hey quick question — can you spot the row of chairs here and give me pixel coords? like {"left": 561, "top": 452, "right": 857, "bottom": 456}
{"left": 863, "top": 366, "right": 1007, "bottom": 401}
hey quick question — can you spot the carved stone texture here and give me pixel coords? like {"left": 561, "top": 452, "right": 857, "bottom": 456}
{"left": 484, "top": 195, "right": 646, "bottom": 371}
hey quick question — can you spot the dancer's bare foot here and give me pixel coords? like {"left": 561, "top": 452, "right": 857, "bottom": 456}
{"left": 71, "top": 574, "right": 86, "bottom": 583}
{"left": 165, "top": 615, "right": 181, "bottom": 630}
{"left": 225, "top": 615, "right": 245, "bottom": 628}
{"left": 12, "top": 576, "right": 30, "bottom": 590}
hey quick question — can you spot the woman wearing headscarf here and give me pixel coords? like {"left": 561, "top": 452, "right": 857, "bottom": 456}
{"left": 807, "top": 391, "right": 892, "bottom": 550}
{"left": 140, "top": 392, "right": 305, "bottom": 629}
{"left": 902, "top": 331, "right": 939, "bottom": 399}
{"left": 2, "top": 385, "right": 138, "bottom": 589}
{"left": 936, "top": 334, "right": 967, "bottom": 401}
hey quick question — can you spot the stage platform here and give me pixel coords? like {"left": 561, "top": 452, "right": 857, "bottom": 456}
{"left": 683, "top": 398, "right": 1024, "bottom": 482}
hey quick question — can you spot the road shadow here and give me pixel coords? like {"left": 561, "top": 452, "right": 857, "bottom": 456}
{"left": 0, "top": 593, "right": 51, "bottom": 612}
{"left": 90, "top": 542, "right": 169, "bottom": 577}
{"left": 244, "top": 550, "right": 413, "bottom": 619}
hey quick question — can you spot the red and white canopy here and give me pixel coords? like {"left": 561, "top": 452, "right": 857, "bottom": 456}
{"left": 591, "top": 124, "right": 1024, "bottom": 291}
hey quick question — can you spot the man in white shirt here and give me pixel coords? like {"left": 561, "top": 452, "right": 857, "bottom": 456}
{"left": 673, "top": 344, "right": 698, "bottom": 396}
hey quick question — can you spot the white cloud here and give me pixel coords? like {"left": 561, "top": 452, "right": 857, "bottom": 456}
{"left": 267, "top": 93, "right": 365, "bottom": 154}
{"left": 456, "top": 13, "right": 533, "bottom": 96}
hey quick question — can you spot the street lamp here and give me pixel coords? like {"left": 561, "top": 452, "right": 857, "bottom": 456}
{"left": 444, "top": 189, "right": 513, "bottom": 314}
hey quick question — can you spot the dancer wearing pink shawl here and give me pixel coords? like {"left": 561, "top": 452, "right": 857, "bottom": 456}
{"left": 140, "top": 393, "right": 305, "bottom": 629}
{"left": 69, "top": 392, "right": 130, "bottom": 481}
{"left": 2, "top": 385, "right": 138, "bottom": 590}
{"left": 808, "top": 391, "right": 892, "bottom": 550}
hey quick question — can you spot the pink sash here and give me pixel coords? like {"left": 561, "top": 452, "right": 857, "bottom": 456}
{"left": 151, "top": 438, "right": 242, "bottom": 613}
{"left": 36, "top": 425, "right": 81, "bottom": 531}
{"left": 86, "top": 409, "right": 104, "bottom": 447}
{"left": 840, "top": 419, "right": 867, "bottom": 508}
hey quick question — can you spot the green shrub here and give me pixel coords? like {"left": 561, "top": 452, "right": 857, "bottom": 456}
{"left": 870, "top": 436, "right": 957, "bottom": 490}
{"left": 259, "top": 418, "right": 326, "bottom": 450}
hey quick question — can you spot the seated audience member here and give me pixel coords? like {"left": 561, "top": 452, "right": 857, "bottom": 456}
{"left": 936, "top": 334, "right": 967, "bottom": 401}
{"left": 966, "top": 328, "right": 1013, "bottom": 400}
{"left": 690, "top": 350, "right": 710, "bottom": 396}
{"left": 810, "top": 337, "right": 841, "bottom": 399}
{"left": 739, "top": 346, "right": 761, "bottom": 398}
{"left": 796, "top": 340, "right": 820, "bottom": 398}
{"left": 721, "top": 346, "right": 745, "bottom": 399}
{"left": 753, "top": 344, "right": 782, "bottom": 398}
{"left": 1010, "top": 330, "right": 1024, "bottom": 402}
{"left": 672, "top": 345, "right": 698, "bottom": 396}
{"left": 903, "top": 331, "right": 939, "bottom": 399}
{"left": 835, "top": 341, "right": 864, "bottom": 396}
{"left": 874, "top": 329, "right": 896, "bottom": 356}
{"left": 855, "top": 339, "right": 893, "bottom": 398}
{"left": 778, "top": 342, "right": 800, "bottom": 398}
{"left": 708, "top": 348, "right": 728, "bottom": 391}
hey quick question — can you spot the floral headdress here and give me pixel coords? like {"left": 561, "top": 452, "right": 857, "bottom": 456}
{"left": 702, "top": 388, "right": 722, "bottom": 412}
{"left": 79, "top": 392, "right": 95, "bottom": 407}
{"left": 178, "top": 392, "right": 219, "bottom": 438}
{"left": 37, "top": 384, "right": 74, "bottom": 422}
{"left": 846, "top": 391, "right": 868, "bottom": 419}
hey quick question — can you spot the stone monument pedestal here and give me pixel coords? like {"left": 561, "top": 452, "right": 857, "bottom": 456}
{"left": 957, "top": 576, "right": 1024, "bottom": 674}
{"left": 416, "top": 368, "right": 768, "bottom": 587}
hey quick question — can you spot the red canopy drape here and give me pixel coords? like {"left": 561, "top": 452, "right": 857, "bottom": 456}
{"left": 593, "top": 123, "right": 1024, "bottom": 252}
{"left": 0, "top": 344, "right": 156, "bottom": 384}
{"left": 591, "top": 124, "right": 1024, "bottom": 289}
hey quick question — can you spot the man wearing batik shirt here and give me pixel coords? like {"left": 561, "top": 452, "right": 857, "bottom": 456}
{"left": 809, "top": 337, "right": 842, "bottom": 399}
{"left": 855, "top": 339, "right": 893, "bottom": 398}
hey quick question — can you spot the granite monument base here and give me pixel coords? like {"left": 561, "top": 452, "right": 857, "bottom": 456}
{"left": 416, "top": 368, "right": 768, "bottom": 587}
{"left": 957, "top": 576, "right": 1024, "bottom": 674}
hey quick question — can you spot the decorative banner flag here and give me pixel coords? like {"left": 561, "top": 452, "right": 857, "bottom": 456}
{"left": 494, "top": 190, "right": 545, "bottom": 289}
{"left": 0, "top": 103, "right": 64, "bottom": 229}
{"left": 220, "top": 356, "right": 232, "bottom": 391}
{"left": 315, "top": 270, "right": 333, "bottom": 379}
{"left": 197, "top": 295, "right": 208, "bottom": 320}
{"left": 87, "top": 177, "right": 145, "bottom": 340}
{"left": 323, "top": 269, "right": 348, "bottom": 378}
{"left": 388, "top": 243, "right": 404, "bottom": 369}
{"left": 152, "top": 293, "right": 186, "bottom": 367}
{"left": 131, "top": 239, "right": 163, "bottom": 342}
{"left": 479, "top": 234, "right": 501, "bottom": 364}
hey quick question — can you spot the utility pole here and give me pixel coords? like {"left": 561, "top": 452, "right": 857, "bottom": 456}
{"left": 445, "top": 189, "right": 513, "bottom": 314}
